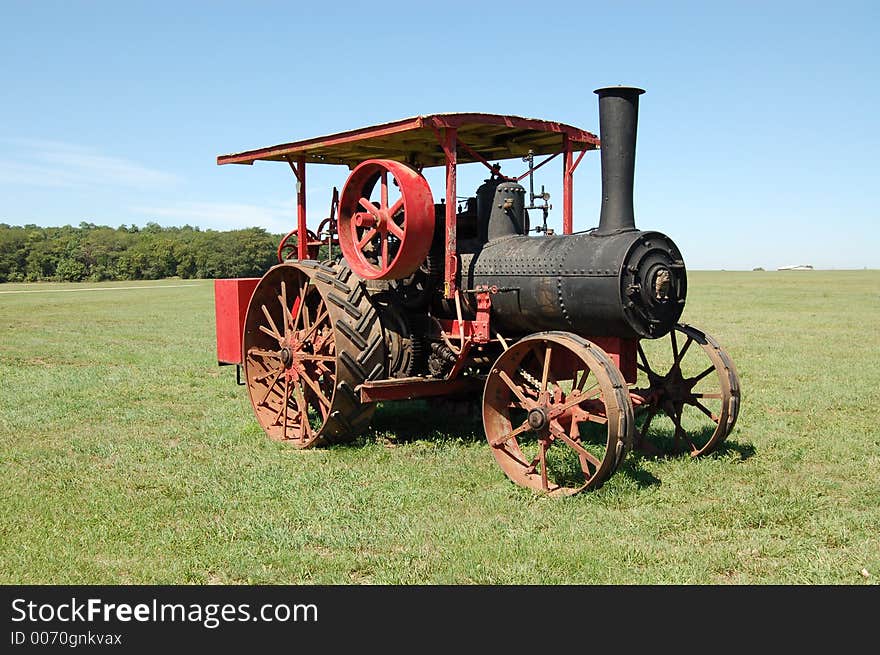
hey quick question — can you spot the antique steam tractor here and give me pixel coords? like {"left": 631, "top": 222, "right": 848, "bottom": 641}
{"left": 213, "top": 86, "right": 741, "bottom": 495}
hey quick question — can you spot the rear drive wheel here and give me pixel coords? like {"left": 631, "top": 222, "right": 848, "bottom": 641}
{"left": 242, "top": 261, "right": 386, "bottom": 446}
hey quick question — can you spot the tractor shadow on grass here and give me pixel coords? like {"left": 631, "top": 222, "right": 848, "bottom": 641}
{"left": 359, "top": 400, "right": 754, "bottom": 491}
{"left": 613, "top": 432, "right": 754, "bottom": 489}
{"left": 364, "top": 398, "right": 485, "bottom": 445}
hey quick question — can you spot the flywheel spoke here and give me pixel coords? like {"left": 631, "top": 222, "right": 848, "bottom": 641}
{"left": 380, "top": 171, "right": 389, "bottom": 209}
{"left": 357, "top": 228, "right": 377, "bottom": 250}
{"left": 387, "top": 220, "right": 405, "bottom": 239}
{"left": 359, "top": 197, "right": 380, "bottom": 217}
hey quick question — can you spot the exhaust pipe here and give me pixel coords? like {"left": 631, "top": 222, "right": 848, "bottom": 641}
{"left": 593, "top": 85, "right": 645, "bottom": 236}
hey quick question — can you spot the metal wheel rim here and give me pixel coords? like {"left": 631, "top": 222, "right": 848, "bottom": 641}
{"left": 482, "top": 332, "right": 633, "bottom": 496}
{"left": 243, "top": 265, "right": 337, "bottom": 447}
{"left": 633, "top": 323, "right": 740, "bottom": 457}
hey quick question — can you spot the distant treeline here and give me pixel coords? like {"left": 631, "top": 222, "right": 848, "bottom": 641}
{"left": 0, "top": 222, "right": 281, "bottom": 282}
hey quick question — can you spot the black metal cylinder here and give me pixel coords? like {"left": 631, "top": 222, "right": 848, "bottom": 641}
{"left": 466, "top": 230, "right": 686, "bottom": 339}
{"left": 594, "top": 86, "right": 644, "bottom": 236}
{"left": 487, "top": 182, "right": 528, "bottom": 241}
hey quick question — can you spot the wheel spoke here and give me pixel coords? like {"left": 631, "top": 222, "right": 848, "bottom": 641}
{"left": 637, "top": 342, "right": 655, "bottom": 377}
{"left": 292, "top": 283, "right": 309, "bottom": 332}
{"left": 540, "top": 345, "right": 552, "bottom": 396}
{"left": 693, "top": 392, "right": 723, "bottom": 399}
{"left": 674, "top": 336, "right": 694, "bottom": 366}
{"left": 670, "top": 329, "right": 679, "bottom": 365}
{"left": 302, "top": 294, "right": 311, "bottom": 333}
{"left": 489, "top": 419, "right": 532, "bottom": 447}
{"left": 497, "top": 369, "right": 531, "bottom": 407}
{"left": 690, "top": 365, "right": 716, "bottom": 385}
{"left": 299, "top": 307, "right": 329, "bottom": 345}
{"left": 381, "top": 233, "right": 389, "bottom": 269}
{"left": 256, "top": 369, "right": 283, "bottom": 406}
{"left": 538, "top": 440, "right": 548, "bottom": 491}
{"left": 297, "top": 354, "right": 336, "bottom": 362}
{"left": 274, "top": 376, "right": 289, "bottom": 425}
{"left": 567, "top": 419, "right": 595, "bottom": 475}
{"left": 675, "top": 424, "right": 698, "bottom": 455}
{"left": 639, "top": 406, "right": 658, "bottom": 440}
{"left": 292, "top": 381, "right": 312, "bottom": 440}
{"left": 550, "top": 424, "right": 603, "bottom": 469}
{"left": 689, "top": 398, "right": 720, "bottom": 423}
{"left": 248, "top": 348, "right": 280, "bottom": 359}
{"left": 297, "top": 367, "right": 332, "bottom": 409}
{"left": 548, "top": 386, "right": 602, "bottom": 417}
{"left": 279, "top": 281, "right": 290, "bottom": 338}
{"left": 496, "top": 443, "right": 532, "bottom": 469}
{"left": 581, "top": 412, "right": 609, "bottom": 425}
{"left": 575, "top": 368, "right": 590, "bottom": 391}
{"left": 260, "top": 304, "right": 282, "bottom": 342}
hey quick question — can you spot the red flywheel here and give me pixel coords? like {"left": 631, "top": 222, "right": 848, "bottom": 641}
{"left": 338, "top": 159, "right": 435, "bottom": 280}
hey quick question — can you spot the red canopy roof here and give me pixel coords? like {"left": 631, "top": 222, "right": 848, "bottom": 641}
{"left": 217, "top": 113, "right": 599, "bottom": 169}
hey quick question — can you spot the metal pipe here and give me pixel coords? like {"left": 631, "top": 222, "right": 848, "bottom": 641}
{"left": 593, "top": 86, "right": 645, "bottom": 236}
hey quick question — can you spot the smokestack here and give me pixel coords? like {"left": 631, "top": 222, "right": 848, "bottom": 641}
{"left": 593, "top": 85, "right": 645, "bottom": 235}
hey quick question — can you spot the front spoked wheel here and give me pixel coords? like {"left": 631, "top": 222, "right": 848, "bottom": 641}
{"left": 482, "top": 332, "right": 634, "bottom": 496}
{"left": 632, "top": 323, "right": 740, "bottom": 457}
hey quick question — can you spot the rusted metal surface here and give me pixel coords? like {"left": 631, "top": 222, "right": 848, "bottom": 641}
{"left": 241, "top": 261, "right": 385, "bottom": 447}
{"left": 440, "top": 128, "right": 458, "bottom": 298}
{"left": 629, "top": 323, "right": 740, "bottom": 457}
{"left": 217, "top": 113, "right": 598, "bottom": 169}
{"left": 337, "top": 159, "right": 435, "bottom": 280}
{"left": 359, "top": 376, "right": 483, "bottom": 403}
{"left": 482, "top": 332, "right": 633, "bottom": 496}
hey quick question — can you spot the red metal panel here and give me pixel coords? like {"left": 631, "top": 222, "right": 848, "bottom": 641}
{"left": 588, "top": 336, "right": 638, "bottom": 384}
{"left": 214, "top": 278, "right": 260, "bottom": 365}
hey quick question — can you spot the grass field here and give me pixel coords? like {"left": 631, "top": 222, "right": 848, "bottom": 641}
{"left": 1, "top": 271, "right": 878, "bottom": 584}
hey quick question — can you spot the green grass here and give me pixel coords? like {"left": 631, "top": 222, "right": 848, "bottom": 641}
{"left": 1, "top": 272, "right": 878, "bottom": 584}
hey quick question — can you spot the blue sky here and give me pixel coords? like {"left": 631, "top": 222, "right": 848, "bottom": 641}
{"left": 1, "top": 0, "right": 877, "bottom": 269}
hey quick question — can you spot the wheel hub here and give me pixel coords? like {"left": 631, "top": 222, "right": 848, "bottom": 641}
{"left": 280, "top": 347, "right": 293, "bottom": 368}
{"left": 527, "top": 407, "right": 549, "bottom": 431}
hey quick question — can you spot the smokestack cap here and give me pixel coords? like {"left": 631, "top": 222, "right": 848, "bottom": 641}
{"left": 594, "top": 85, "right": 646, "bottom": 96}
